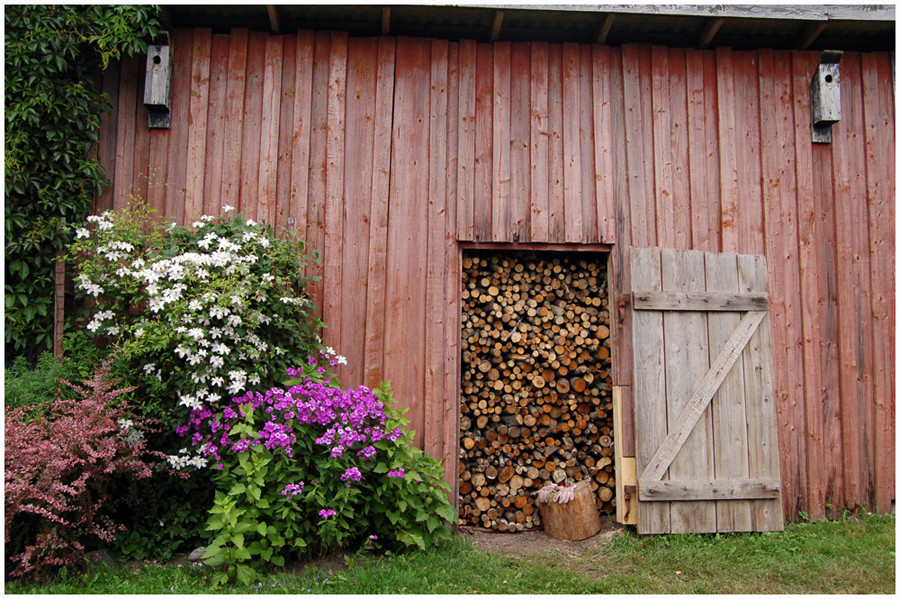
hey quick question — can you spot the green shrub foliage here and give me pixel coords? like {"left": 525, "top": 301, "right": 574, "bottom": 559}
{"left": 5, "top": 5, "right": 160, "bottom": 363}
{"left": 196, "top": 353, "right": 455, "bottom": 586}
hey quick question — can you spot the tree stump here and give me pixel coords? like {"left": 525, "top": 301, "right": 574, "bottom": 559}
{"left": 539, "top": 480, "right": 602, "bottom": 541}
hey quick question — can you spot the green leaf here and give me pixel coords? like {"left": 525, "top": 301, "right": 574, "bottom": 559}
{"left": 229, "top": 483, "right": 247, "bottom": 496}
{"left": 257, "top": 522, "right": 268, "bottom": 536}
{"left": 236, "top": 564, "right": 256, "bottom": 586}
{"left": 374, "top": 462, "right": 389, "bottom": 474}
{"left": 232, "top": 533, "right": 245, "bottom": 549}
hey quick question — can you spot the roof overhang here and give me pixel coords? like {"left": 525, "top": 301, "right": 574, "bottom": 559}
{"left": 160, "top": 4, "right": 895, "bottom": 51}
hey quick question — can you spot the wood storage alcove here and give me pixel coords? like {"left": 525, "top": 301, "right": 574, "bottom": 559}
{"left": 458, "top": 248, "right": 614, "bottom": 532}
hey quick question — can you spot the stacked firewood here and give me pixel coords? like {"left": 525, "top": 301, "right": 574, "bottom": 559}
{"left": 458, "top": 252, "right": 614, "bottom": 531}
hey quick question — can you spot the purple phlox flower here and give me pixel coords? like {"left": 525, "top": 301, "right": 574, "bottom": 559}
{"left": 357, "top": 445, "right": 377, "bottom": 460}
{"left": 231, "top": 438, "right": 251, "bottom": 453}
{"left": 387, "top": 467, "right": 405, "bottom": 478}
{"left": 368, "top": 534, "right": 378, "bottom": 540}
{"left": 281, "top": 482, "right": 304, "bottom": 497}
{"left": 222, "top": 407, "right": 238, "bottom": 420}
{"left": 200, "top": 442, "right": 218, "bottom": 457}
{"left": 319, "top": 509, "right": 336, "bottom": 519}
{"left": 175, "top": 425, "right": 189, "bottom": 436}
{"left": 341, "top": 467, "right": 362, "bottom": 484}
{"left": 191, "top": 432, "right": 203, "bottom": 445}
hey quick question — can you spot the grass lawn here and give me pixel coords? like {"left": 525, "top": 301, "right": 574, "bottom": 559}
{"left": 6, "top": 512, "right": 894, "bottom": 594}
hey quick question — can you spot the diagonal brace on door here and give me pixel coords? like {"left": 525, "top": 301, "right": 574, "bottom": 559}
{"left": 638, "top": 310, "right": 767, "bottom": 484}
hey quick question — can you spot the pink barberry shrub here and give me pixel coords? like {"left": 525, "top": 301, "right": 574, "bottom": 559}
{"left": 4, "top": 359, "right": 164, "bottom": 579}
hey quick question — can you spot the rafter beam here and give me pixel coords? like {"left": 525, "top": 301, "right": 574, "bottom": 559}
{"left": 267, "top": 5, "right": 281, "bottom": 34}
{"left": 697, "top": 17, "right": 724, "bottom": 49}
{"left": 800, "top": 21, "right": 828, "bottom": 49}
{"left": 596, "top": 13, "right": 615, "bottom": 45}
{"left": 382, "top": 6, "right": 391, "bottom": 36}
{"left": 490, "top": 10, "right": 504, "bottom": 42}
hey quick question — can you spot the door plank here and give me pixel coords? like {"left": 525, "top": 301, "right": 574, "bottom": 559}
{"left": 660, "top": 249, "right": 715, "bottom": 533}
{"left": 630, "top": 247, "right": 670, "bottom": 534}
{"left": 639, "top": 478, "right": 780, "bottom": 501}
{"left": 633, "top": 291, "right": 768, "bottom": 311}
{"left": 705, "top": 252, "right": 753, "bottom": 532}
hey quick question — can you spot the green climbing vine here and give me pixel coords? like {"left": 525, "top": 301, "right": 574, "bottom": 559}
{"left": 5, "top": 4, "right": 161, "bottom": 364}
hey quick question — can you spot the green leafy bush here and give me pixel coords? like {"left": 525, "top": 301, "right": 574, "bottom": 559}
{"left": 193, "top": 352, "right": 455, "bottom": 586}
{"left": 5, "top": 5, "right": 160, "bottom": 363}
{"left": 4, "top": 353, "right": 81, "bottom": 413}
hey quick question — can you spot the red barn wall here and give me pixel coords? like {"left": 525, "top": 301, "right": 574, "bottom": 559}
{"left": 95, "top": 27, "right": 894, "bottom": 522}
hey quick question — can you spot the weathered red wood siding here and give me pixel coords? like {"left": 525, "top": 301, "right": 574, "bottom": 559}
{"left": 96, "top": 29, "right": 894, "bottom": 521}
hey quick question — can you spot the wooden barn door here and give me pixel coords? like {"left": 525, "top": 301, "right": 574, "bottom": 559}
{"left": 628, "top": 247, "right": 784, "bottom": 534}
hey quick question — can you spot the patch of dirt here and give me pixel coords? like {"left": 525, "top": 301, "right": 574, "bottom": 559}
{"left": 461, "top": 516, "right": 625, "bottom": 559}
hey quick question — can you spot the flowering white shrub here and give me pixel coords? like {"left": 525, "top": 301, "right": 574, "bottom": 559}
{"left": 66, "top": 203, "right": 324, "bottom": 465}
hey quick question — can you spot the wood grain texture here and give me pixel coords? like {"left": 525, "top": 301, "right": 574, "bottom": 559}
{"left": 362, "top": 36, "right": 396, "bottom": 388}
{"left": 424, "top": 38, "right": 449, "bottom": 461}
{"left": 113, "top": 54, "right": 138, "bottom": 208}
{"left": 221, "top": 29, "right": 248, "bottom": 213}
{"left": 164, "top": 28, "right": 194, "bottom": 223}
{"left": 630, "top": 247, "right": 670, "bottom": 534}
{"left": 561, "top": 43, "right": 583, "bottom": 243}
{"left": 340, "top": 37, "right": 378, "bottom": 387}
{"left": 202, "top": 35, "right": 229, "bottom": 217}
{"left": 529, "top": 42, "right": 550, "bottom": 242}
{"left": 257, "top": 35, "right": 284, "bottom": 227}
{"left": 490, "top": 42, "right": 510, "bottom": 242}
{"left": 184, "top": 28, "right": 211, "bottom": 221}
{"left": 861, "top": 52, "right": 895, "bottom": 514}
{"left": 591, "top": 45, "right": 614, "bottom": 244}
{"left": 509, "top": 42, "right": 531, "bottom": 243}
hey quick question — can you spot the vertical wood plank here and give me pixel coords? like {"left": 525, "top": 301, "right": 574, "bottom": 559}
{"left": 861, "top": 52, "right": 895, "bottom": 513}
{"left": 203, "top": 35, "right": 230, "bottom": 217}
{"left": 591, "top": 45, "right": 615, "bottom": 244}
{"left": 638, "top": 45, "right": 658, "bottom": 247}
{"left": 609, "top": 48, "right": 635, "bottom": 453}
{"left": 491, "top": 42, "right": 511, "bottom": 241}
{"left": 702, "top": 51, "right": 722, "bottom": 252}
{"left": 257, "top": 35, "right": 284, "bottom": 226}
{"left": 220, "top": 29, "right": 248, "bottom": 213}
{"left": 491, "top": 42, "right": 511, "bottom": 242}
{"left": 289, "top": 30, "right": 314, "bottom": 241}
{"left": 305, "top": 32, "right": 332, "bottom": 319}
{"left": 184, "top": 28, "right": 212, "bottom": 222}
{"left": 733, "top": 52, "right": 765, "bottom": 256}
{"left": 164, "top": 28, "right": 194, "bottom": 224}
{"left": 630, "top": 247, "right": 669, "bottom": 534}
{"left": 529, "top": 42, "right": 550, "bottom": 242}
{"left": 95, "top": 62, "right": 120, "bottom": 213}
{"left": 758, "top": 49, "right": 807, "bottom": 520}
{"left": 456, "top": 39, "right": 476, "bottom": 242}
{"left": 509, "top": 42, "right": 531, "bottom": 243}
{"left": 716, "top": 47, "right": 740, "bottom": 253}
{"left": 547, "top": 44, "right": 565, "bottom": 242}
{"left": 791, "top": 51, "right": 826, "bottom": 519}
{"left": 443, "top": 41, "right": 462, "bottom": 494}
{"left": 238, "top": 32, "right": 266, "bottom": 215}
{"left": 651, "top": 46, "right": 674, "bottom": 250}
{"left": 833, "top": 53, "right": 875, "bottom": 511}
{"left": 686, "top": 50, "right": 708, "bottom": 252}
{"left": 738, "top": 254, "right": 785, "bottom": 531}
{"left": 667, "top": 49, "right": 691, "bottom": 251}
{"left": 113, "top": 55, "right": 138, "bottom": 209}
{"left": 340, "top": 37, "right": 378, "bottom": 387}
{"left": 622, "top": 45, "right": 652, "bottom": 248}
{"left": 385, "top": 36, "right": 431, "bottom": 442}
{"left": 561, "top": 43, "right": 583, "bottom": 243}
{"left": 705, "top": 252, "right": 752, "bottom": 531}
{"left": 473, "top": 43, "right": 493, "bottom": 241}
{"left": 274, "top": 34, "right": 296, "bottom": 232}
{"left": 322, "top": 32, "right": 347, "bottom": 355}
{"left": 578, "top": 46, "right": 598, "bottom": 242}
{"left": 363, "top": 36, "right": 396, "bottom": 388}
{"left": 131, "top": 56, "right": 151, "bottom": 206}
{"left": 661, "top": 249, "right": 716, "bottom": 533}
{"left": 812, "top": 140, "right": 844, "bottom": 517}
{"left": 425, "top": 38, "right": 449, "bottom": 460}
